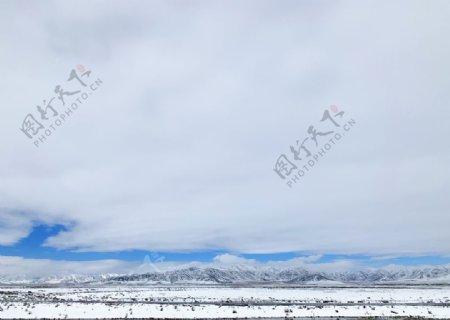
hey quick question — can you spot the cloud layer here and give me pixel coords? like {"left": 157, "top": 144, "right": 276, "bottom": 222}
{"left": 0, "top": 254, "right": 358, "bottom": 278}
{"left": 0, "top": 0, "right": 450, "bottom": 256}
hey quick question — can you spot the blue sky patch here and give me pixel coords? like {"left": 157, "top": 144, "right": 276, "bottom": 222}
{"left": 1, "top": 224, "right": 449, "bottom": 267}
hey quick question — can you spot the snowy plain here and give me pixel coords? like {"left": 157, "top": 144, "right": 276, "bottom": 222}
{"left": 1, "top": 285, "right": 449, "bottom": 319}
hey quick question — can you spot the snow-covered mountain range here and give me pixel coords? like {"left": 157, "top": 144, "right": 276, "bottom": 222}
{"left": 108, "top": 265, "right": 450, "bottom": 284}
{"left": 2, "top": 265, "right": 450, "bottom": 285}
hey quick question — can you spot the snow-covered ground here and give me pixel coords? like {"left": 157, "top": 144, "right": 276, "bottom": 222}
{"left": 0, "top": 285, "right": 449, "bottom": 318}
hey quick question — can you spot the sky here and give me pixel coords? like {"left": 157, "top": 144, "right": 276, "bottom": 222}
{"left": 1, "top": 0, "right": 450, "bottom": 277}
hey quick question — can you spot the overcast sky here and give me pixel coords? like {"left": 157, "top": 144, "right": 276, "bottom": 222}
{"left": 1, "top": 0, "right": 450, "bottom": 275}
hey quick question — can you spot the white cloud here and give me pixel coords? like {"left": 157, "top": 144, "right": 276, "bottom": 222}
{"left": 213, "top": 254, "right": 257, "bottom": 265}
{"left": 0, "top": 256, "right": 134, "bottom": 278}
{"left": 0, "top": 210, "right": 35, "bottom": 245}
{"left": 0, "top": 0, "right": 449, "bottom": 256}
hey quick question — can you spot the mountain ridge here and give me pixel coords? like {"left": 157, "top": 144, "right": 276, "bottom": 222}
{"left": 3, "top": 265, "right": 449, "bottom": 285}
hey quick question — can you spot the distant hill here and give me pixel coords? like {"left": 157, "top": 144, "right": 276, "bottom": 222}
{"left": 2, "top": 264, "right": 450, "bottom": 285}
